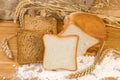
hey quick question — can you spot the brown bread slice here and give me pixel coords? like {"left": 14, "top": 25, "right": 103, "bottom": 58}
{"left": 17, "top": 30, "right": 45, "bottom": 65}
{"left": 24, "top": 15, "right": 57, "bottom": 34}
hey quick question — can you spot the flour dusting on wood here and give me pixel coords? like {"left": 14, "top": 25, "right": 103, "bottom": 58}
{"left": 14, "top": 52, "right": 120, "bottom": 80}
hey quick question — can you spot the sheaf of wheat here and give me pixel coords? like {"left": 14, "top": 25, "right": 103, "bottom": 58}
{"left": 13, "top": 0, "right": 88, "bottom": 27}
{"left": 14, "top": 0, "right": 120, "bottom": 29}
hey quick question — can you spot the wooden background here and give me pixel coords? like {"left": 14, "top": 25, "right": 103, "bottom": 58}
{"left": 0, "top": 21, "right": 120, "bottom": 79}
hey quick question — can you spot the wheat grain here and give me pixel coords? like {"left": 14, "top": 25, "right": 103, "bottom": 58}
{"left": 1, "top": 39, "right": 13, "bottom": 59}
{"left": 66, "top": 64, "right": 96, "bottom": 79}
{"left": 0, "top": 34, "right": 17, "bottom": 59}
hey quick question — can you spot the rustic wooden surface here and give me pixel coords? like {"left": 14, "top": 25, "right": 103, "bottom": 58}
{"left": 0, "top": 21, "right": 120, "bottom": 79}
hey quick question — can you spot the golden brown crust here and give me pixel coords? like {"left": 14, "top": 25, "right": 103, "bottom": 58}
{"left": 85, "top": 42, "right": 101, "bottom": 56}
{"left": 17, "top": 30, "right": 45, "bottom": 65}
{"left": 63, "top": 12, "right": 107, "bottom": 41}
{"left": 43, "top": 34, "right": 79, "bottom": 71}
{"left": 24, "top": 15, "right": 57, "bottom": 34}
{"left": 56, "top": 19, "right": 64, "bottom": 33}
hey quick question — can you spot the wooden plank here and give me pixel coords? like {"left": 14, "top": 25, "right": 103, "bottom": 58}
{"left": 0, "top": 21, "right": 19, "bottom": 80}
{"left": 0, "top": 21, "right": 19, "bottom": 27}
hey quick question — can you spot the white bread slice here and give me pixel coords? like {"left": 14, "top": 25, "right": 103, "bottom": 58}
{"left": 59, "top": 24, "right": 99, "bottom": 56}
{"left": 63, "top": 12, "right": 107, "bottom": 40}
{"left": 43, "top": 34, "right": 79, "bottom": 71}
{"left": 59, "top": 12, "right": 107, "bottom": 56}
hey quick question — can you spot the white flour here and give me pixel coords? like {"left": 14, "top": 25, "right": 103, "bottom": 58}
{"left": 14, "top": 53, "right": 120, "bottom": 80}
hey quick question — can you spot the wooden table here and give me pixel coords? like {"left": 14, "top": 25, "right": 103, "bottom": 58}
{"left": 0, "top": 21, "right": 120, "bottom": 79}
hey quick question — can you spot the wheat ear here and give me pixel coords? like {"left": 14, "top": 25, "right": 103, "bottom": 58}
{"left": 66, "top": 41, "right": 105, "bottom": 79}
{"left": 66, "top": 64, "right": 96, "bottom": 79}
{"left": 13, "top": 0, "right": 32, "bottom": 23}
{"left": 96, "top": 14, "right": 120, "bottom": 29}
{"left": 1, "top": 34, "right": 17, "bottom": 59}
{"left": 19, "top": 8, "right": 28, "bottom": 27}
{"left": 98, "top": 48, "right": 120, "bottom": 64}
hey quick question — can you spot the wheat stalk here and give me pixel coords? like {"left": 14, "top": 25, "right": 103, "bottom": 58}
{"left": 66, "top": 64, "right": 96, "bottom": 79}
{"left": 1, "top": 39, "right": 13, "bottom": 59}
{"left": 96, "top": 14, "right": 120, "bottom": 29}
{"left": 14, "top": 0, "right": 87, "bottom": 23}
{"left": 0, "top": 34, "right": 17, "bottom": 59}
{"left": 19, "top": 8, "right": 28, "bottom": 27}
{"left": 15, "top": 1, "right": 73, "bottom": 26}
{"left": 105, "top": 24, "right": 120, "bottom": 29}
{"left": 98, "top": 48, "right": 120, "bottom": 64}
{"left": 66, "top": 41, "right": 105, "bottom": 79}
{"left": 14, "top": 0, "right": 120, "bottom": 29}
{"left": 13, "top": 0, "right": 32, "bottom": 23}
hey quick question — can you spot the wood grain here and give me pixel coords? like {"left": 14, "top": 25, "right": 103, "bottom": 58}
{"left": 0, "top": 21, "right": 120, "bottom": 79}
{"left": 0, "top": 21, "right": 19, "bottom": 80}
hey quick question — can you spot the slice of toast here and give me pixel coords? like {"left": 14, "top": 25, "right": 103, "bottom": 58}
{"left": 43, "top": 34, "right": 79, "bottom": 71}
{"left": 17, "top": 30, "right": 45, "bottom": 64}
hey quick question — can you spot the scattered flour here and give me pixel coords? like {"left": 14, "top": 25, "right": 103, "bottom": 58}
{"left": 14, "top": 53, "right": 120, "bottom": 80}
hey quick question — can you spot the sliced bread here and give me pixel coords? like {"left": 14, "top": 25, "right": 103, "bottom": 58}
{"left": 24, "top": 15, "right": 57, "bottom": 34}
{"left": 17, "top": 30, "right": 45, "bottom": 64}
{"left": 60, "top": 12, "right": 107, "bottom": 56}
{"left": 59, "top": 24, "right": 99, "bottom": 56}
{"left": 43, "top": 34, "right": 79, "bottom": 71}
{"left": 63, "top": 12, "right": 107, "bottom": 40}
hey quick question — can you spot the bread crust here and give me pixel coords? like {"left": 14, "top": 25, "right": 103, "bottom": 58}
{"left": 63, "top": 12, "right": 107, "bottom": 41}
{"left": 43, "top": 34, "right": 79, "bottom": 71}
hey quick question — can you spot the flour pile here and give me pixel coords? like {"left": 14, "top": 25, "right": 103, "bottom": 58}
{"left": 14, "top": 52, "right": 120, "bottom": 80}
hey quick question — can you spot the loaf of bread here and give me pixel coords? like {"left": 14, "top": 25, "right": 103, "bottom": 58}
{"left": 63, "top": 12, "right": 107, "bottom": 40}
{"left": 24, "top": 15, "right": 57, "bottom": 34}
{"left": 59, "top": 12, "right": 107, "bottom": 56}
{"left": 17, "top": 30, "right": 45, "bottom": 64}
{"left": 43, "top": 34, "right": 79, "bottom": 71}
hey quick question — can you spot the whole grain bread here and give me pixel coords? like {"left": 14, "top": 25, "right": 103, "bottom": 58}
{"left": 17, "top": 30, "right": 45, "bottom": 64}
{"left": 24, "top": 15, "right": 57, "bottom": 34}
